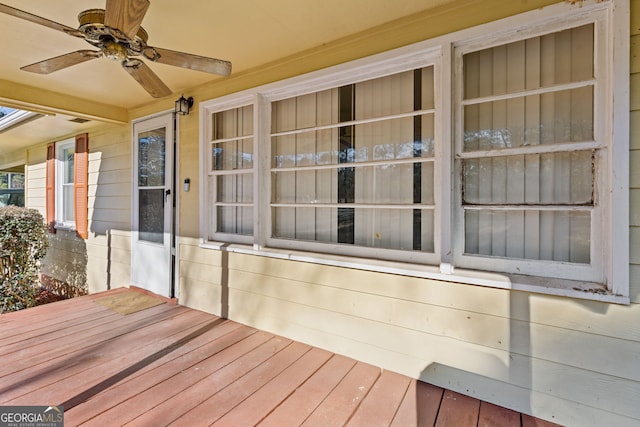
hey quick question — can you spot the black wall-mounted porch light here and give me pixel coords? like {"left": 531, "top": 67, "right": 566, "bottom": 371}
{"left": 175, "top": 95, "right": 194, "bottom": 115}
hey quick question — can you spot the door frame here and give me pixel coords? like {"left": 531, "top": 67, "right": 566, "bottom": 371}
{"left": 130, "top": 110, "right": 180, "bottom": 299}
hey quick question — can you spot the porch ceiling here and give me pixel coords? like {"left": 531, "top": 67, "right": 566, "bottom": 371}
{"left": 0, "top": 0, "right": 451, "bottom": 153}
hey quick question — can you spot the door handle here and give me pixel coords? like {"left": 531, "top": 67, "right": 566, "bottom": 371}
{"left": 165, "top": 189, "right": 171, "bottom": 201}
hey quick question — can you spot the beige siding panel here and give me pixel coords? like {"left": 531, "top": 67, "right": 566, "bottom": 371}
{"left": 88, "top": 208, "right": 130, "bottom": 224}
{"left": 88, "top": 154, "right": 131, "bottom": 174}
{"left": 230, "top": 269, "right": 640, "bottom": 381}
{"left": 28, "top": 165, "right": 46, "bottom": 180}
{"left": 88, "top": 231, "right": 131, "bottom": 250}
{"left": 631, "top": 72, "right": 640, "bottom": 111}
{"left": 633, "top": 191, "right": 640, "bottom": 226}
{"left": 26, "top": 160, "right": 46, "bottom": 213}
{"left": 630, "top": 227, "right": 640, "bottom": 264}
{"left": 27, "top": 187, "right": 46, "bottom": 200}
{"left": 179, "top": 243, "right": 223, "bottom": 266}
{"left": 179, "top": 259, "right": 222, "bottom": 285}
{"left": 631, "top": 150, "right": 640, "bottom": 188}
{"left": 86, "top": 258, "right": 130, "bottom": 293}
{"left": 88, "top": 183, "right": 131, "bottom": 198}
{"left": 229, "top": 288, "right": 640, "bottom": 423}
{"left": 85, "top": 242, "right": 130, "bottom": 265}
{"left": 89, "top": 196, "right": 130, "bottom": 211}
{"left": 90, "top": 220, "right": 131, "bottom": 235}
{"left": 108, "top": 247, "right": 131, "bottom": 266}
{"left": 632, "top": 36, "right": 640, "bottom": 74}
{"left": 88, "top": 169, "right": 130, "bottom": 186}
{"left": 224, "top": 253, "right": 640, "bottom": 341}
{"left": 178, "top": 277, "right": 222, "bottom": 314}
{"left": 629, "top": 266, "right": 640, "bottom": 303}
{"left": 631, "top": 111, "right": 640, "bottom": 149}
{"left": 632, "top": 0, "right": 640, "bottom": 37}
{"left": 26, "top": 198, "right": 45, "bottom": 212}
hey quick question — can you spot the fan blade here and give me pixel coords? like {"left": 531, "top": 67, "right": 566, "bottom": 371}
{"left": 104, "top": 0, "right": 150, "bottom": 40}
{"left": 0, "top": 3, "right": 82, "bottom": 37}
{"left": 146, "top": 47, "right": 231, "bottom": 77}
{"left": 122, "top": 60, "right": 172, "bottom": 98}
{"left": 21, "top": 50, "right": 101, "bottom": 74}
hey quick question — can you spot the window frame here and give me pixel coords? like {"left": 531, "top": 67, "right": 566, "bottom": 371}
{"left": 200, "top": 94, "right": 257, "bottom": 245}
{"left": 199, "top": 0, "right": 629, "bottom": 302}
{"left": 451, "top": 10, "right": 609, "bottom": 284}
{"left": 55, "top": 138, "right": 76, "bottom": 229}
{"left": 263, "top": 53, "right": 443, "bottom": 265}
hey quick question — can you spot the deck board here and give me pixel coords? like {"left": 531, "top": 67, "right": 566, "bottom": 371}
{"left": 0, "top": 289, "right": 562, "bottom": 426}
{"left": 259, "top": 354, "right": 358, "bottom": 427}
{"left": 346, "top": 370, "right": 412, "bottom": 427}
{"left": 391, "top": 380, "right": 444, "bottom": 427}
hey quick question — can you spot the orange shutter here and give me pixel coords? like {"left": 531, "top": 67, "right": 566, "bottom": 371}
{"left": 45, "top": 142, "right": 56, "bottom": 233}
{"left": 74, "top": 133, "right": 89, "bottom": 239}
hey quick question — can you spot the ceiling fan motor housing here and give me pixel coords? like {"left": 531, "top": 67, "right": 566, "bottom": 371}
{"left": 78, "top": 8, "right": 149, "bottom": 57}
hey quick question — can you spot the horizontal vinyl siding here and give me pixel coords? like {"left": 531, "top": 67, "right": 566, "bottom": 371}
{"left": 85, "top": 126, "right": 131, "bottom": 292}
{"left": 25, "top": 160, "right": 45, "bottom": 214}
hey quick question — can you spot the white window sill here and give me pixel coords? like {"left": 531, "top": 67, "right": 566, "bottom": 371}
{"left": 54, "top": 224, "right": 76, "bottom": 232}
{"left": 199, "top": 241, "right": 629, "bottom": 305}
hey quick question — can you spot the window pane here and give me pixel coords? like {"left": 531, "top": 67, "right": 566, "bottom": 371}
{"left": 272, "top": 129, "right": 338, "bottom": 168}
{"left": 272, "top": 170, "right": 336, "bottom": 204}
{"left": 355, "top": 70, "right": 415, "bottom": 119}
{"left": 272, "top": 90, "right": 338, "bottom": 133}
{"left": 216, "top": 206, "right": 253, "bottom": 235}
{"left": 464, "top": 24, "right": 594, "bottom": 99}
{"left": 354, "top": 115, "right": 435, "bottom": 161}
{"left": 216, "top": 174, "right": 253, "bottom": 203}
{"left": 463, "top": 151, "right": 593, "bottom": 205}
{"left": 272, "top": 115, "right": 434, "bottom": 168}
{"left": 63, "top": 148, "right": 74, "bottom": 184}
{"left": 213, "top": 105, "right": 253, "bottom": 139}
{"left": 139, "top": 188, "right": 164, "bottom": 243}
{"left": 63, "top": 184, "right": 74, "bottom": 223}
{"left": 138, "top": 128, "right": 165, "bottom": 187}
{"left": 464, "top": 209, "right": 590, "bottom": 263}
{"left": 212, "top": 137, "right": 253, "bottom": 171}
{"left": 272, "top": 207, "right": 434, "bottom": 252}
{"left": 355, "top": 163, "right": 433, "bottom": 204}
{"left": 464, "top": 87, "right": 593, "bottom": 151}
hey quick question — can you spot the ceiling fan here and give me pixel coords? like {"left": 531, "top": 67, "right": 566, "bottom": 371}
{"left": 0, "top": 0, "right": 232, "bottom": 98}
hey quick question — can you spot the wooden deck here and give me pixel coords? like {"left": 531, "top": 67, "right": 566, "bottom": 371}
{"left": 0, "top": 288, "right": 560, "bottom": 426}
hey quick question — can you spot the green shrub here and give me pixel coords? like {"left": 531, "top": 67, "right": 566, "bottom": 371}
{"left": 0, "top": 206, "right": 49, "bottom": 313}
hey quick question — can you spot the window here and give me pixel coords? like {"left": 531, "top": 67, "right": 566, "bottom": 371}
{"left": 269, "top": 68, "right": 437, "bottom": 263}
{"left": 204, "top": 103, "right": 255, "bottom": 243}
{"left": 56, "top": 139, "right": 75, "bottom": 227}
{"left": 46, "top": 134, "right": 89, "bottom": 238}
{"left": 201, "top": 1, "right": 628, "bottom": 300}
{"left": 454, "top": 22, "right": 607, "bottom": 283}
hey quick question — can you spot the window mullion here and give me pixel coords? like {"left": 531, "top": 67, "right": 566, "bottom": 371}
{"left": 439, "top": 43, "right": 454, "bottom": 273}
{"left": 255, "top": 94, "right": 271, "bottom": 250}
